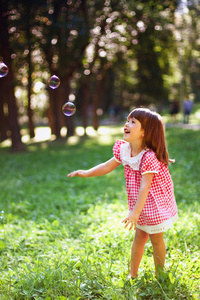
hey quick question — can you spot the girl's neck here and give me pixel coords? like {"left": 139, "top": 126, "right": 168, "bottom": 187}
{"left": 130, "top": 143, "right": 145, "bottom": 157}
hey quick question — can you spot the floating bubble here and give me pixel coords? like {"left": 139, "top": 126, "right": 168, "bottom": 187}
{"left": 48, "top": 75, "right": 60, "bottom": 89}
{"left": 0, "top": 62, "right": 9, "bottom": 78}
{"left": 62, "top": 101, "right": 76, "bottom": 116}
{"left": 0, "top": 211, "right": 7, "bottom": 225}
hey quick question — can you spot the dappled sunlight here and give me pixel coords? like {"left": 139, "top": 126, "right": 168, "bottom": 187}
{"left": 61, "top": 125, "right": 124, "bottom": 146}
{"left": 194, "top": 108, "right": 200, "bottom": 122}
{"left": 1, "top": 122, "right": 199, "bottom": 152}
{"left": 0, "top": 139, "right": 11, "bottom": 148}
{"left": 98, "top": 126, "right": 124, "bottom": 136}
{"left": 67, "top": 135, "right": 80, "bottom": 145}
{"left": 0, "top": 125, "right": 124, "bottom": 149}
{"left": 97, "top": 126, "right": 123, "bottom": 145}
{"left": 75, "top": 126, "right": 85, "bottom": 136}
{"left": 24, "top": 127, "right": 56, "bottom": 143}
{"left": 86, "top": 126, "right": 98, "bottom": 136}
{"left": 0, "top": 127, "right": 55, "bottom": 148}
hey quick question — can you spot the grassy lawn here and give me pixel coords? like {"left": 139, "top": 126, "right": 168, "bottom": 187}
{"left": 0, "top": 125, "right": 200, "bottom": 299}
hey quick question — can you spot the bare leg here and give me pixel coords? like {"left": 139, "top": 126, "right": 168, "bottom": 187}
{"left": 130, "top": 228, "right": 149, "bottom": 278}
{"left": 149, "top": 232, "right": 166, "bottom": 276}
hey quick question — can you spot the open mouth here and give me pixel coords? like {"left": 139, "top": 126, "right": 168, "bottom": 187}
{"left": 124, "top": 129, "right": 130, "bottom": 134}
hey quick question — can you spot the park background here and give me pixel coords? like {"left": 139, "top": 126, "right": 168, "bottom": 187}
{"left": 0, "top": 0, "right": 200, "bottom": 299}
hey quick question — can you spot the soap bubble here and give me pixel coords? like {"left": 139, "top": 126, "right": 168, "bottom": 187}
{"left": 48, "top": 75, "right": 60, "bottom": 89}
{"left": 0, "top": 211, "right": 7, "bottom": 225}
{"left": 62, "top": 101, "right": 76, "bottom": 116}
{"left": 0, "top": 62, "right": 9, "bottom": 78}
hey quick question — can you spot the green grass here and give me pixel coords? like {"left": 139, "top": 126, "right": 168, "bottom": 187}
{"left": 0, "top": 125, "right": 200, "bottom": 299}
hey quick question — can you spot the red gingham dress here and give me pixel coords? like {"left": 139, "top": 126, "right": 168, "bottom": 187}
{"left": 113, "top": 140, "right": 178, "bottom": 234}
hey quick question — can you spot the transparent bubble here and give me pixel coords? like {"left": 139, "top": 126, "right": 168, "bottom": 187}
{"left": 0, "top": 211, "right": 7, "bottom": 225}
{"left": 62, "top": 101, "right": 76, "bottom": 116}
{"left": 0, "top": 62, "right": 9, "bottom": 78}
{"left": 48, "top": 75, "right": 60, "bottom": 89}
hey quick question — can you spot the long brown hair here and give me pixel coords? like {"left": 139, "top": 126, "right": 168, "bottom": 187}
{"left": 128, "top": 108, "right": 169, "bottom": 165}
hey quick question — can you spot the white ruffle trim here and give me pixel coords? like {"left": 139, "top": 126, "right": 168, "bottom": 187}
{"left": 136, "top": 214, "right": 178, "bottom": 234}
{"left": 120, "top": 142, "right": 147, "bottom": 170}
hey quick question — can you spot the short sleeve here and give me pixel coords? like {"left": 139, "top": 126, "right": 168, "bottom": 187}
{"left": 113, "top": 140, "right": 124, "bottom": 163}
{"left": 141, "top": 151, "right": 160, "bottom": 175}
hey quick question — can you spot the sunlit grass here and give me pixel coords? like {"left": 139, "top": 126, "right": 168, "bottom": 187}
{"left": 0, "top": 125, "right": 200, "bottom": 299}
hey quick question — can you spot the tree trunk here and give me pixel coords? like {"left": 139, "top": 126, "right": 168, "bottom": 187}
{"left": 80, "top": 78, "right": 91, "bottom": 133}
{"left": 0, "top": 1, "right": 25, "bottom": 151}
{"left": 62, "top": 78, "right": 75, "bottom": 137}
{"left": 50, "top": 88, "right": 61, "bottom": 138}
{"left": 0, "top": 82, "right": 8, "bottom": 141}
{"left": 47, "top": 93, "right": 56, "bottom": 135}
{"left": 26, "top": 10, "right": 35, "bottom": 139}
{"left": 92, "top": 75, "right": 105, "bottom": 130}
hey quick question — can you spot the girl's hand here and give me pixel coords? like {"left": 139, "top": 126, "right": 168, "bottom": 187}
{"left": 121, "top": 211, "right": 140, "bottom": 231}
{"left": 67, "top": 170, "right": 88, "bottom": 178}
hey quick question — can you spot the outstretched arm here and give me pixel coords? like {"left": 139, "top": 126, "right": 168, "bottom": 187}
{"left": 67, "top": 157, "right": 121, "bottom": 178}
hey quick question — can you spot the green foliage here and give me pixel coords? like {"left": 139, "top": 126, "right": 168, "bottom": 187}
{"left": 0, "top": 126, "right": 200, "bottom": 299}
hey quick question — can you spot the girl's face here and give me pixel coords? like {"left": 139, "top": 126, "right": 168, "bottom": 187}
{"left": 123, "top": 117, "right": 145, "bottom": 144}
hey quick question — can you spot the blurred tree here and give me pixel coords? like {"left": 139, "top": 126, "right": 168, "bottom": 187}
{"left": 76, "top": 0, "right": 179, "bottom": 128}
{"left": 14, "top": 0, "right": 42, "bottom": 139}
{"left": 40, "top": 0, "right": 90, "bottom": 138}
{"left": 2, "top": 0, "right": 200, "bottom": 151}
{"left": 181, "top": 0, "right": 200, "bottom": 102}
{"left": 0, "top": 77, "right": 8, "bottom": 142}
{"left": 20, "top": 1, "right": 45, "bottom": 139}
{"left": 0, "top": 0, "right": 25, "bottom": 151}
{"left": 76, "top": 0, "right": 135, "bottom": 129}
{"left": 126, "top": 1, "right": 177, "bottom": 108}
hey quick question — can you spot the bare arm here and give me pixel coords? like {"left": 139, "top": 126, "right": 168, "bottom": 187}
{"left": 122, "top": 172, "right": 154, "bottom": 230}
{"left": 67, "top": 157, "right": 121, "bottom": 178}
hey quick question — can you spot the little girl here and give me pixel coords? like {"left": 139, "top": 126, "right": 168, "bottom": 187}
{"left": 68, "top": 108, "right": 178, "bottom": 278}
